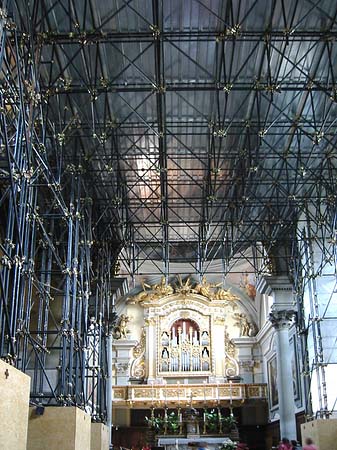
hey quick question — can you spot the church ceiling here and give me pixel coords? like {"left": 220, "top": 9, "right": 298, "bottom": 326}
{"left": 10, "top": 0, "right": 337, "bottom": 279}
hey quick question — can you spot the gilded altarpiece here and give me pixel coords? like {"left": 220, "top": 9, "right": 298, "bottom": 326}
{"left": 125, "top": 278, "right": 243, "bottom": 382}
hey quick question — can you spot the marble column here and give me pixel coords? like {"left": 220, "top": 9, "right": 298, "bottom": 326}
{"left": 269, "top": 309, "right": 297, "bottom": 440}
{"left": 257, "top": 275, "right": 297, "bottom": 440}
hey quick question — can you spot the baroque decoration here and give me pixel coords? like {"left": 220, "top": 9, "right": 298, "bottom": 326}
{"left": 123, "top": 277, "right": 246, "bottom": 380}
{"left": 112, "top": 314, "right": 130, "bottom": 339}
{"left": 224, "top": 330, "right": 239, "bottom": 377}
{"left": 127, "top": 276, "right": 239, "bottom": 304}
{"left": 130, "top": 327, "right": 146, "bottom": 379}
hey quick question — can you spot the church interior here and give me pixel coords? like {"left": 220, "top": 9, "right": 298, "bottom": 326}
{"left": 0, "top": 1, "right": 336, "bottom": 450}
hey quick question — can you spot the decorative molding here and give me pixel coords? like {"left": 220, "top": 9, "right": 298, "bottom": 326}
{"left": 256, "top": 275, "right": 293, "bottom": 296}
{"left": 214, "top": 316, "right": 225, "bottom": 325}
{"left": 239, "top": 360, "right": 255, "bottom": 371}
{"left": 111, "top": 382, "right": 268, "bottom": 407}
{"left": 115, "top": 362, "right": 129, "bottom": 373}
{"left": 144, "top": 317, "right": 157, "bottom": 326}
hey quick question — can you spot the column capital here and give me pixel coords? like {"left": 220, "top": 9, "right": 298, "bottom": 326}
{"left": 269, "top": 309, "right": 296, "bottom": 330}
{"left": 238, "top": 360, "right": 255, "bottom": 372}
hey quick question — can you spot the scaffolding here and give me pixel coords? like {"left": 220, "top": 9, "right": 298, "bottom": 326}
{"left": 0, "top": 0, "right": 336, "bottom": 422}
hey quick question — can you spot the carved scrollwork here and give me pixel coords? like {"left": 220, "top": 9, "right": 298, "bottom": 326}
{"left": 224, "top": 331, "right": 239, "bottom": 377}
{"left": 130, "top": 328, "right": 146, "bottom": 379}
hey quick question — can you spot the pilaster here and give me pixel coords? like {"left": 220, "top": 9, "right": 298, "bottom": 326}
{"left": 112, "top": 339, "right": 137, "bottom": 385}
{"left": 231, "top": 337, "right": 256, "bottom": 383}
{"left": 212, "top": 316, "right": 226, "bottom": 378}
{"left": 145, "top": 316, "right": 157, "bottom": 380}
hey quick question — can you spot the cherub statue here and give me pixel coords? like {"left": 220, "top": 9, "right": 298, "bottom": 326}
{"left": 193, "top": 276, "right": 213, "bottom": 298}
{"left": 233, "top": 313, "right": 257, "bottom": 337}
{"left": 152, "top": 276, "right": 174, "bottom": 296}
{"left": 213, "top": 287, "right": 237, "bottom": 301}
{"left": 193, "top": 276, "right": 222, "bottom": 299}
{"left": 127, "top": 281, "right": 154, "bottom": 304}
{"left": 113, "top": 314, "right": 130, "bottom": 339}
{"left": 129, "top": 277, "right": 173, "bottom": 303}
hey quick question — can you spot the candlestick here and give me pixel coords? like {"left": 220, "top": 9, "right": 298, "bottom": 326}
{"left": 150, "top": 405, "right": 155, "bottom": 426}
{"left": 218, "top": 405, "right": 223, "bottom": 434}
{"left": 163, "top": 379, "right": 167, "bottom": 406}
{"left": 178, "top": 409, "right": 183, "bottom": 435}
{"left": 188, "top": 388, "right": 193, "bottom": 406}
{"left": 164, "top": 406, "right": 168, "bottom": 435}
{"left": 151, "top": 380, "right": 154, "bottom": 405}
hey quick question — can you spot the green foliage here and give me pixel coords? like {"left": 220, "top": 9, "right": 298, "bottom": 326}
{"left": 204, "top": 409, "right": 218, "bottom": 432}
{"left": 145, "top": 414, "right": 164, "bottom": 431}
{"left": 222, "top": 415, "right": 237, "bottom": 430}
{"left": 204, "top": 409, "right": 237, "bottom": 433}
{"left": 145, "top": 411, "right": 180, "bottom": 434}
{"left": 167, "top": 411, "right": 180, "bottom": 433}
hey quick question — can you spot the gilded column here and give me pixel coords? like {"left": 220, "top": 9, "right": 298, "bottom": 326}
{"left": 145, "top": 316, "right": 157, "bottom": 380}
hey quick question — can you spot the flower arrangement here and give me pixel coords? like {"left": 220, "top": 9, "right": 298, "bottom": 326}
{"left": 220, "top": 442, "right": 237, "bottom": 450}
